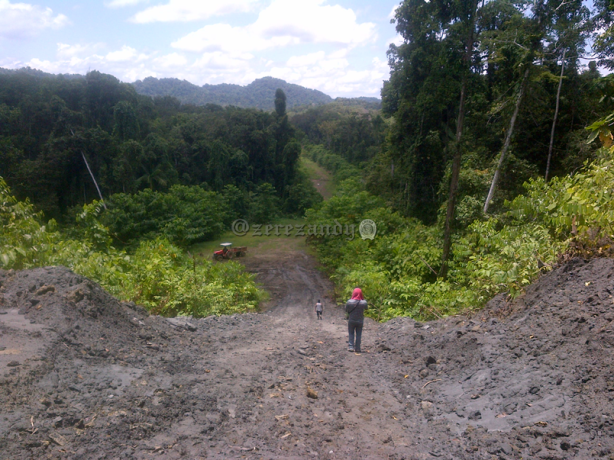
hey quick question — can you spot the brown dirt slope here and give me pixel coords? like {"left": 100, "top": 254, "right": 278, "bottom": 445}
{"left": 0, "top": 257, "right": 613, "bottom": 459}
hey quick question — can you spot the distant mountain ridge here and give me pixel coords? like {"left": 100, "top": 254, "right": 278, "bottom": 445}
{"left": 0, "top": 67, "right": 380, "bottom": 110}
{"left": 0, "top": 66, "right": 83, "bottom": 80}
{"left": 132, "top": 76, "right": 335, "bottom": 110}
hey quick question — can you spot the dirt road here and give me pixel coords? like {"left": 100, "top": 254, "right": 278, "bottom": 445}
{"left": 0, "top": 242, "right": 415, "bottom": 459}
{"left": 1, "top": 246, "right": 614, "bottom": 458}
{"left": 230, "top": 240, "right": 416, "bottom": 458}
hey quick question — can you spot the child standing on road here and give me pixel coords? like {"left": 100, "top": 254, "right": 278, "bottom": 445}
{"left": 315, "top": 299, "right": 323, "bottom": 320}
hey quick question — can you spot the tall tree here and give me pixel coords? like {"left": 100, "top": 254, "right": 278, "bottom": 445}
{"left": 545, "top": 49, "right": 566, "bottom": 181}
{"left": 593, "top": 0, "right": 614, "bottom": 70}
{"left": 274, "top": 88, "right": 286, "bottom": 117}
{"left": 545, "top": 0, "right": 590, "bottom": 180}
{"left": 482, "top": 0, "right": 548, "bottom": 213}
{"left": 483, "top": 0, "right": 589, "bottom": 209}
{"left": 113, "top": 101, "right": 140, "bottom": 141}
{"left": 380, "top": 0, "right": 465, "bottom": 222}
{"left": 484, "top": 66, "right": 530, "bottom": 213}
{"left": 440, "top": 0, "right": 481, "bottom": 277}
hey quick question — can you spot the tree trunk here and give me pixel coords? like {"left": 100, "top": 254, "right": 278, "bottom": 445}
{"left": 439, "top": 0, "right": 478, "bottom": 278}
{"left": 483, "top": 66, "right": 530, "bottom": 214}
{"left": 81, "top": 151, "right": 107, "bottom": 209}
{"left": 71, "top": 129, "right": 107, "bottom": 209}
{"left": 439, "top": 80, "right": 467, "bottom": 278}
{"left": 545, "top": 49, "right": 566, "bottom": 182}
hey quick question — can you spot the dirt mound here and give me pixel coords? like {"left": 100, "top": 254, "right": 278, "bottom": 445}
{"left": 373, "top": 257, "right": 614, "bottom": 458}
{"left": 1, "top": 258, "right": 613, "bottom": 459}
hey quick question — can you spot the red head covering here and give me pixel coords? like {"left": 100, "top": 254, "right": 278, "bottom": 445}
{"left": 351, "top": 288, "right": 364, "bottom": 301}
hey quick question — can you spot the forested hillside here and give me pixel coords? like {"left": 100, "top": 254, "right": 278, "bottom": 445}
{"left": 0, "top": 69, "right": 328, "bottom": 317}
{"left": 4, "top": 0, "right": 614, "bottom": 323}
{"left": 300, "top": 0, "right": 614, "bottom": 320}
{"left": 0, "top": 70, "right": 321, "bottom": 230}
{"left": 132, "top": 76, "right": 333, "bottom": 110}
{"left": 291, "top": 101, "right": 387, "bottom": 165}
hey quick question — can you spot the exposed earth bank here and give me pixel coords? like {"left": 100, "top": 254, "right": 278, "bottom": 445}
{"left": 1, "top": 253, "right": 614, "bottom": 459}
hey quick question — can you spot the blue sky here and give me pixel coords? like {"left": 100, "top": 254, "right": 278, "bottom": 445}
{"left": 0, "top": 0, "right": 404, "bottom": 97}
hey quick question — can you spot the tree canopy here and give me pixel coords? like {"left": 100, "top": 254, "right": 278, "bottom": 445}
{"left": 0, "top": 70, "right": 318, "bottom": 222}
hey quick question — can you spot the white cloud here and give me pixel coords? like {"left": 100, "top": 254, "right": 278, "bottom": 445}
{"left": 172, "top": 0, "right": 376, "bottom": 53}
{"left": 266, "top": 50, "right": 387, "bottom": 97}
{"left": 388, "top": 5, "right": 398, "bottom": 20}
{"left": 0, "top": 0, "right": 69, "bottom": 39}
{"left": 172, "top": 23, "right": 297, "bottom": 54}
{"left": 105, "top": 0, "right": 148, "bottom": 7}
{"left": 387, "top": 34, "right": 403, "bottom": 47}
{"left": 153, "top": 52, "right": 188, "bottom": 68}
{"left": 193, "top": 52, "right": 252, "bottom": 71}
{"left": 286, "top": 51, "right": 326, "bottom": 68}
{"left": 256, "top": 0, "right": 375, "bottom": 46}
{"left": 131, "top": 0, "right": 258, "bottom": 23}
{"left": 57, "top": 42, "right": 105, "bottom": 59}
{"left": 106, "top": 45, "right": 139, "bottom": 62}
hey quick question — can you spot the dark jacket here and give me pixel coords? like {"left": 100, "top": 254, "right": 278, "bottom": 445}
{"left": 345, "top": 299, "right": 368, "bottom": 323}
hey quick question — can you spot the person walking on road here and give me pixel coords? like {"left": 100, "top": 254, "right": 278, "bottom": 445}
{"left": 315, "top": 299, "right": 323, "bottom": 320}
{"left": 346, "top": 287, "right": 368, "bottom": 354}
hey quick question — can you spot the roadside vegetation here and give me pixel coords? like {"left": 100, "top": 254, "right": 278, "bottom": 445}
{"left": 0, "top": 178, "right": 266, "bottom": 317}
{"left": 293, "top": 0, "right": 614, "bottom": 320}
{"left": 305, "top": 142, "right": 614, "bottom": 321}
{"left": 4, "top": 0, "right": 614, "bottom": 322}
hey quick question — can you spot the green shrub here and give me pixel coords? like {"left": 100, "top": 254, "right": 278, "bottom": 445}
{"left": 509, "top": 151, "right": 614, "bottom": 241}
{"left": 305, "top": 151, "right": 614, "bottom": 321}
{"left": 120, "top": 238, "right": 265, "bottom": 316}
{"left": 0, "top": 176, "right": 64, "bottom": 269}
{"left": 103, "top": 185, "right": 227, "bottom": 247}
{"left": 0, "top": 177, "right": 265, "bottom": 317}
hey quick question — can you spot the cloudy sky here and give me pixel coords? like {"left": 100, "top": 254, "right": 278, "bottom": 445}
{"left": 0, "top": 0, "right": 403, "bottom": 97}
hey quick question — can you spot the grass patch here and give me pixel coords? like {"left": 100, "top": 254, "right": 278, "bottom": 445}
{"left": 300, "top": 156, "right": 335, "bottom": 199}
{"left": 190, "top": 217, "right": 310, "bottom": 259}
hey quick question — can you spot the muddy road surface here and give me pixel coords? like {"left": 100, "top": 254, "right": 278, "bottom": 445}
{"left": 1, "top": 250, "right": 614, "bottom": 459}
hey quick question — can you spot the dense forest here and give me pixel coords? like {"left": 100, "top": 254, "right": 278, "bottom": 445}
{"left": 132, "top": 76, "right": 333, "bottom": 110}
{"left": 0, "top": 70, "right": 321, "bottom": 316}
{"left": 0, "top": 70, "right": 321, "bottom": 238}
{"left": 3, "top": 0, "right": 614, "bottom": 321}
{"left": 290, "top": 101, "right": 387, "bottom": 165}
{"left": 374, "top": 0, "right": 607, "bottom": 223}
{"left": 300, "top": 0, "right": 614, "bottom": 319}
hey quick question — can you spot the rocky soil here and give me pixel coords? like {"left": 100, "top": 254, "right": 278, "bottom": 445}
{"left": 1, "top": 254, "right": 614, "bottom": 459}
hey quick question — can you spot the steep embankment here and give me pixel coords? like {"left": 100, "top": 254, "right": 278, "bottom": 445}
{"left": 1, "top": 257, "right": 613, "bottom": 459}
